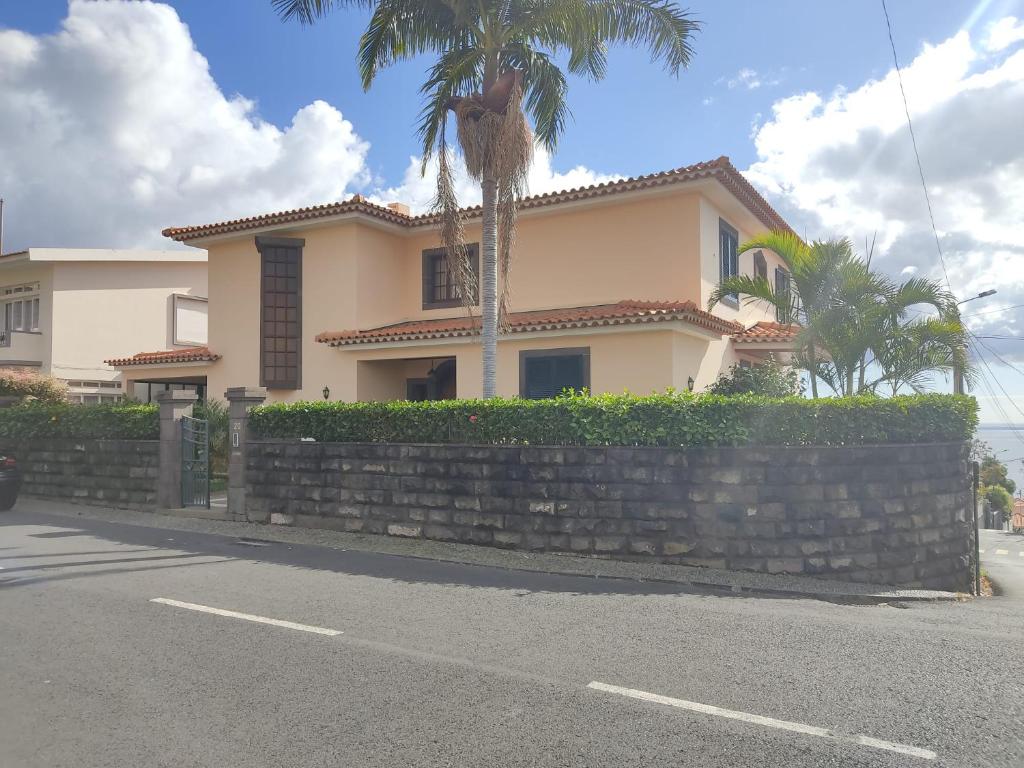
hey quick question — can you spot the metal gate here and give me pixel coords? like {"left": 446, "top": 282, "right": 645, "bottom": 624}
{"left": 181, "top": 415, "right": 210, "bottom": 508}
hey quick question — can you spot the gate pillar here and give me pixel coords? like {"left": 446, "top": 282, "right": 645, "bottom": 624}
{"left": 156, "top": 390, "right": 198, "bottom": 509}
{"left": 225, "top": 387, "right": 267, "bottom": 522}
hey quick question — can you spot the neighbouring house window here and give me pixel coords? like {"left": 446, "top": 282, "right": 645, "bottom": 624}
{"left": 774, "top": 267, "right": 792, "bottom": 323}
{"left": 753, "top": 250, "right": 767, "bottom": 281}
{"left": 1, "top": 283, "right": 41, "bottom": 332}
{"left": 719, "top": 220, "right": 739, "bottom": 305}
{"left": 520, "top": 348, "right": 591, "bottom": 399}
{"left": 256, "top": 236, "right": 304, "bottom": 390}
{"left": 422, "top": 245, "right": 479, "bottom": 309}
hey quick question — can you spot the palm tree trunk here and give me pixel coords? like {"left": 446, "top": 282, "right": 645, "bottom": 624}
{"left": 481, "top": 171, "right": 499, "bottom": 398}
{"left": 806, "top": 346, "right": 819, "bottom": 399}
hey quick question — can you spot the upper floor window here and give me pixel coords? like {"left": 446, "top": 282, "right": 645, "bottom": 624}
{"left": 256, "top": 237, "right": 303, "bottom": 390}
{"left": 422, "top": 245, "right": 479, "bottom": 309}
{"left": 774, "top": 266, "right": 792, "bottom": 323}
{"left": 1, "top": 283, "right": 40, "bottom": 332}
{"left": 719, "top": 220, "right": 739, "bottom": 305}
{"left": 520, "top": 347, "right": 590, "bottom": 399}
{"left": 753, "top": 250, "right": 767, "bottom": 281}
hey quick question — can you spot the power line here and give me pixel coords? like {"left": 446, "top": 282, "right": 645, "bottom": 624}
{"left": 880, "top": 0, "right": 952, "bottom": 291}
{"left": 962, "top": 303, "right": 1024, "bottom": 319}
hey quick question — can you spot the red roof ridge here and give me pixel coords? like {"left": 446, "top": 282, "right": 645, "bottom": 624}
{"left": 732, "top": 321, "right": 800, "bottom": 343}
{"left": 106, "top": 346, "right": 221, "bottom": 367}
{"left": 163, "top": 157, "right": 791, "bottom": 242}
{"left": 316, "top": 299, "right": 742, "bottom": 346}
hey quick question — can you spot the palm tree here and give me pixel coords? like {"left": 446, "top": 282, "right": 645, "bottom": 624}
{"left": 708, "top": 232, "right": 969, "bottom": 396}
{"left": 273, "top": 0, "right": 698, "bottom": 397}
{"left": 707, "top": 232, "right": 860, "bottom": 398}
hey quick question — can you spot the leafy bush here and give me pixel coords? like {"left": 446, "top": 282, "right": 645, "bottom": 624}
{"left": 0, "top": 403, "right": 159, "bottom": 440}
{"left": 982, "top": 484, "right": 1013, "bottom": 515}
{"left": 249, "top": 392, "right": 977, "bottom": 447}
{"left": 708, "top": 355, "right": 804, "bottom": 397}
{"left": 0, "top": 368, "right": 68, "bottom": 404}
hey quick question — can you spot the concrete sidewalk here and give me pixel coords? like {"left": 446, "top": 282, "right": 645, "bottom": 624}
{"left": 13, "top": 496, "right": 964, "bottom": 604}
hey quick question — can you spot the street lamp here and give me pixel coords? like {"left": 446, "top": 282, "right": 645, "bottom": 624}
{"left": 956, "top": 289, "right": 997, "bottom": 306}
{"left": 953, "top": 289, "right": 997, "bottom": 394}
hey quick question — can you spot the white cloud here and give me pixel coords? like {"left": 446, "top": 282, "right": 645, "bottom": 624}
{"left": 370, "top": 145, "right": 622, "bottom": 214}
{"left": 984, "top": 16, "right": 1024, "bottom": 52}
{"left": 0, "top": 0, "right": 373, "bottom": 251}
{"left": 744, "top": 21, "right": 1024, "bottom": 364}
{"left": 724, "top": 68, "right": 762, "bottom": 90}
{"left": 0, "top": 0, "right": 615, "bottom": 250}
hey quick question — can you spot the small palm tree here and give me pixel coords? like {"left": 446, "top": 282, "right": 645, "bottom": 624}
{"left": 274, "top": 0, "right": 699, "bottom": 397}
{"left": 708, "top": 232, "right": 860, "bottom": 398}
{"left": 709, "top": 231, "right": 969, "bottom": 396}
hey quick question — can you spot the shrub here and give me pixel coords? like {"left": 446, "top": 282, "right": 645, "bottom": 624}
{"left": 0, "top": 368, "right": 68, "bottom": 404}
{"left": 249, "top": 392, "right": 977, "bottom": 447}
{"left": 982, "top": 484, "right": 1013, "bottom": 516}
{"left": 0, "top": 403, "right": 159, "bottom": 440}
{"left": 708, "top": 355, "right": 804, "bottom": 397}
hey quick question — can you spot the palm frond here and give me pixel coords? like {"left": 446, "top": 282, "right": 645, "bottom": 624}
{"left": 271, "top": 0, "right": 372, "bottom": 25}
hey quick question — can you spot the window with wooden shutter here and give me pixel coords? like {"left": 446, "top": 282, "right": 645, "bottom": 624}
{"left": 753, "top": 250, "right": 767, "bottom": 281}
{"left": 519, "top": 348, "right": 591, "bottom": 399}
{"left": 774, "top": 266, "right": 792, "bottom": 323}
{"left": 256, "top": 237, "right": 304, "bottom": 390}
{"left": 422, "top": 244, "right": 480, "bottom": 309}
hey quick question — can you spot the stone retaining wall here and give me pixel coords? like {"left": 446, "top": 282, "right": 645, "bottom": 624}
{"left": 0, "top": 438, "right": 159, "bottom": 507}
{"left": 245, "top": 440, "right": 971, "bottom": 590}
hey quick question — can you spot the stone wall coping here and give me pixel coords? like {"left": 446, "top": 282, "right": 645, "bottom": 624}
{"left": 246, "top": 438, "right": 969, "bottom": 451}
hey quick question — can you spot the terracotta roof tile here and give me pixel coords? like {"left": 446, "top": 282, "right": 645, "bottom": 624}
{"left": 732, "top": 321, "right": 800, "bottom": 344}
{"left": 163, "top": 157, "right": 791, "bottom": 242}
{"left": 317, "top": 300, "right": 742, "bottom": 347}
{"left": 106, "top": 346, "right": 221, "bottom": 367}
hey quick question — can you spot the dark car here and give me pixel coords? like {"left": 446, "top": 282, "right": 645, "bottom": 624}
{"left": 0, "top": 454, "right": 22, "bottom": 510}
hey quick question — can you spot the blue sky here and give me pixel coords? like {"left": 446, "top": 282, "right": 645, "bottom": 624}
{"left": 0, "top": 0, "right": 998, "bottom": 183}
{"left": 0, "top": 1, "right": 1022, "bottom": 427}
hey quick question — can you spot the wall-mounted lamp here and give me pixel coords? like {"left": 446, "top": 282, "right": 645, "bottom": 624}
{"left": 687, "top": 376, "right": 695, "bottom": 392}
{"left": 322, "top": 385, "right": 331, "bottom": 400}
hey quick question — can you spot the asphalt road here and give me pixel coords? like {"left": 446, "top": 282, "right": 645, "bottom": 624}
{"left": 981, "top": 529, "right": 1024, "bottom": 600}
{"left": 2, "top": 506, "right": 1023, "bottom": 768}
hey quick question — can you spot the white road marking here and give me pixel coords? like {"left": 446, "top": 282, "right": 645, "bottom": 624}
{"left": 995, "top": 549, "right": 1009, "bottom": 555}
{"left": 978, "top": 549, "right": 985, "bottom": 554}
{"left": 1019, "top": 551, "right": 1024, "bottom": 557}
{"left": 587, "top": 681, "right": 936, "bottom": 761}
{"left": 150, "top": 598, "right": 342, "bottom": 636}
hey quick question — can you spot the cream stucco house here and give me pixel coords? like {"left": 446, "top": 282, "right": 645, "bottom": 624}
{"left": 112, "top": 157, "right": 796, "bottom": 403}
{"left": 0, "top": 248, "right": 208, "bottom": 403}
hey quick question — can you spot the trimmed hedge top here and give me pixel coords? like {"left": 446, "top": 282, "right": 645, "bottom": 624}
{"left": 0, "top": 403, "right": 159, "bottom": 440}
{"left": 250, "top": 393, "right": 977, "bottom": 447}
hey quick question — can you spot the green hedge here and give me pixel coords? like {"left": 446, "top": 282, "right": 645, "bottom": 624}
{"left": 249, "top": 393, "right": 977, "bottom": 447}
{"left": 0, "top": 403, "right": 159, "bottom": 440}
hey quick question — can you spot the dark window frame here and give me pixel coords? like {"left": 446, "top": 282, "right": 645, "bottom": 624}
{"left": 753, "top": 250, "right": 768, "bottom": 281}
{"left": 519, "top": 347, "right": 591, "bottom": 399}
{"left": 256, "top": 236, "right": 304, "bottom": 390}
{"left": 422, "top": 244, "right": 480, "bottom": 309}
{"left": 774, "top": 266, "right": 792, "bottom": 323}
{"left": 719, "top": 219, "right": 740, "bottom": 308}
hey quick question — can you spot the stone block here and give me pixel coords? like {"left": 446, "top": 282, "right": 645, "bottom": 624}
{"left": 593, "top": 536, "right": 627, "bottom": 553}
{"left": 629, "top": 540, "right": 658, "bottom": 556}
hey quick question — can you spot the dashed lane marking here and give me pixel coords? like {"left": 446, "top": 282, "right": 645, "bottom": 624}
{"left": 587, "top": 681, "right": 937, "bottom": 761}
{"left": 150, "top": 598, "right": 342, "bottom": 636}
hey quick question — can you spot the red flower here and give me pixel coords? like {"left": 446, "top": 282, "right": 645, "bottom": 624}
{"left": 469, "top": 414, "right": 478, "bottom": 423}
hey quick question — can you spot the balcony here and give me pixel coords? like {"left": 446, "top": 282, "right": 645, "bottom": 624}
{"left": 0, "top": 330, "right": 45, "bottom": 366}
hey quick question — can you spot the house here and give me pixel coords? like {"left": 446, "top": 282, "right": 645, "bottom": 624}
{"left": 0, "top": 248, "right": 208, "bottom": 403}
{"left": 112, "top": 156, "right": 797, "bottom": 403}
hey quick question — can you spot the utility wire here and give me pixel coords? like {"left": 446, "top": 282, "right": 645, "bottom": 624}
{"left": 962, "top": 303, "right": 1024, "bottom": 319}
{"left": 880, "top": 0, "right": 952, "bottom": 291}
